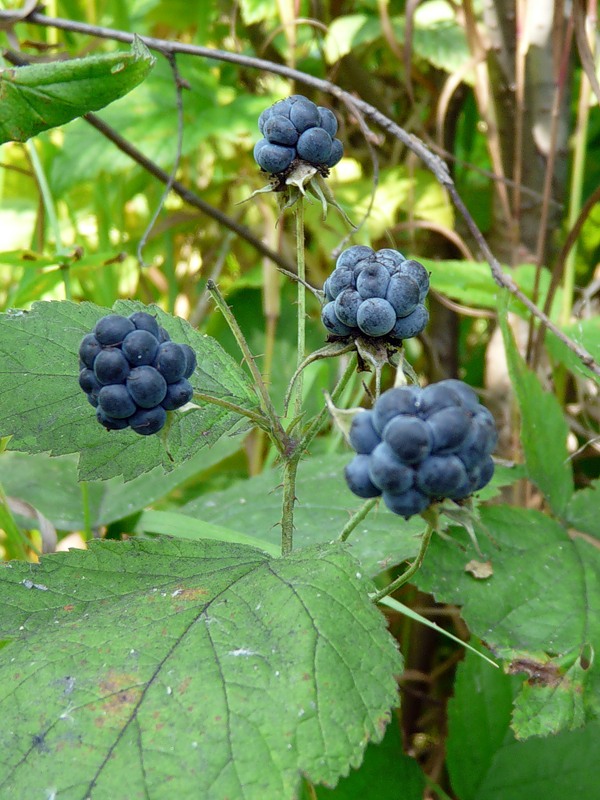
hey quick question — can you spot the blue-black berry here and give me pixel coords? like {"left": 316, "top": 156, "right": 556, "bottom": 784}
{"left": 255, "top": 95, "right": 344, "bottom": 174}
{"left": 344, "top": 381, "right": 497, "bottom": 518}
{"left": 77, "top": 311, "right": 198, "bottom": 436}
{"left": 321, "top": 246, "right": 430, "bottom": 342}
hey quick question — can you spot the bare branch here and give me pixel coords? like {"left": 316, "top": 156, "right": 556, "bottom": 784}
{"left": 2, "top": 8, "right": 598, "bottom": 376}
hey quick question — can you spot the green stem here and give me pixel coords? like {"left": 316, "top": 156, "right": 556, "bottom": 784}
{"left": 300, "top": 353, "right": 357, "bottom": 451}
{"left": 206, "top": 280, "right": 287, "bottom": 451}
{"left": 192, "top": 391, "right": 269, "bottom": 430}
{"left": 26, "top": 140, "right": 64, "bottom": 252}
{"left": 80, "top": 481, "right": 93, "bottom": 541}
{"left": 25, "top": 140, "right": 72, "bottom": 298}
{"left": 371, "top": 519, "right": 435, "bottom": 603}
{"left": 293, "top": 199, "right": 306, "bottom": 418}
{"left": 60, "top": 264, "right": 73, "bottom": 301}
{"left": 338, "top": 497, "right": 379, "bottom": 542}
{"left": 281, "top": 454, "right": 300, "bottom": 556}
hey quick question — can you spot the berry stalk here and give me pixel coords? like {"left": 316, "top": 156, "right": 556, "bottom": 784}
{"left": 338, "top": 497, "right": 379, "bottom": 543}
{"left": 371, "top": 515, "right": 437, "bottom": 603}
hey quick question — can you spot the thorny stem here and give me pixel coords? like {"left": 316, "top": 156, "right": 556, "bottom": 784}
{"left": 3, "top": 10, "right": 598, "bottom": 374}
{"left": 281, "top": 455, "right": 300, "bottom": 556}
{"left": 192, "top": 392, "right": 269, "bottom": 430}
{"left": 300, "top": 354, "right": 358, "bottom": 451}
{"left": 206, "top": 280, "right": 287, "bottom": 450}
{"left": 338, "top": 498, "right": 379, "bottom": 543}
{"left": 371, "top": 519, "right": 435, "bottom": 604}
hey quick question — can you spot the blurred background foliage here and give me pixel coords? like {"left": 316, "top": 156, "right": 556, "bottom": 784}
{"left": 0, "top": 0, "right": 599, "bottom": 519}
{"left": 0, "top": 0, "right": 599, "bottom": 526}
{"left": 2, "top": 3, "right": 600, "bottom": 795}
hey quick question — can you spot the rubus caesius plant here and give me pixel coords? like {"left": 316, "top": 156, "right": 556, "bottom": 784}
{"left": 1, "top": 6, "right": 600, "bottom": 800}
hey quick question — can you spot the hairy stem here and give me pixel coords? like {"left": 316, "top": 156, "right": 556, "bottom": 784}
{"left": 281, "top": 455, "right": 300, "bottom": 556}
{"left": 338, "top": 497, "right": 379, "bottom": 543}
{"left": 191, "top": 392, "right": 269, "bottom": 429}
{"left": 371, "top": 520, "right": 435, "bottom": 603}
{"left": 206, "top": 280, "right": 287, "bottom": 449}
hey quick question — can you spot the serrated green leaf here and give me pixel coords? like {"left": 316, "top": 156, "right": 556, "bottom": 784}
{"left": 426, "top": 258, "right": 499, "bottom": 308}
{"left": 498, "top": 297, "right": 574, "bottom": 515}
{"left": 412, "top": 0, "right": 471, "bottom": 77}
{"left": 183, "top": 453, "right": 427, "bottom": 577}
{"left": 0, "top": 300, "right": 261, "bottom": 482}
{"left": 323, "top": 3, "right": 471, "bottom": 80}
{"left": 425, "top": 260, "right": 557, "bottom": 312}
{"left": 416, "top": 504, "right": 600, "bottom": 738}
{"left": 0, "top": 38, "right": 155, "bottom": 144}
{"left": 0, "top": 538, "right": 401, "bottom": 798}
{"left": 316, "top": 711, "right": 425, "bottom": 799}
{"left": 447, "top": 650, "right": 600, "bottom": 800}
{"left": 566, "top": 479, "right": 600, "bottom": 538}
{"left": 511, "top": 655, "right": 588, "bottom": 738}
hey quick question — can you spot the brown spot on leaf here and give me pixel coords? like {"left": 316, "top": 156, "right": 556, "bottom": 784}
{"left": 507, "top": 658, "right": 562, "bottom": 687}
{"left": 178, "top": 677, "right": 191, "bottom": 695}
{"left": 175, "top": 587, "right": 209, "bottom": 602}
{"left": 63, "top": 604, "right": 75, "bottom": 612}
{"left": 98, "top": 671, "right": 142, "bottom": 715}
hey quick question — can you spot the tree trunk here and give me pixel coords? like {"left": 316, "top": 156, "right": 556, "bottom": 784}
{"left": 482, "top": 0, "right": 570, "bottom": 264}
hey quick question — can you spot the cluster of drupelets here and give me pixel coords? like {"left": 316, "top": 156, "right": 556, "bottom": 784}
{"left": 321, "top": 245, "right": 430, "bottom": 341}
{"left": 78, "top": 95, "right": 497, "bottom": 518}
{"left": 345, "top": 382, "right": 497, "bottom": 518}
{"left": 254, "top": 95, "right": 344, "bottom": 175}
{"left": 255, "top": 94, "right": 497, "bottom": 518}
{"left": 78, "top": 312, "right": 196, "bottom": 436}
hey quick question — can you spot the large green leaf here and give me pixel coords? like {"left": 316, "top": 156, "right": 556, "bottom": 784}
{"left": 416, "top": 504, "right": 600, "bottom": 738}
{"left": 498, "top": 297, "right": 574, "bottom": 515}
{"left": 447, "top": 650, "right": 600, "bottom": 800}
{"left": 48, "top": 55, "right": 268, "bottom": 194}
{"left": 566, "top": 479, "right": 600, "bottom": 538}
{"left": 0, "top": 39, "right": 155, "bottom": 144}
{"left": 183, "top": 453, "right": 428, "bottom": 578}
{"left": 0, "top": 300, "right": 261, "bottom": 482}
{"left": 0, "top": 436, "right": 242, "bottom": 531}
{"left": 316, "top": 712, "right": 424, "bottom": 799}
{"left": 0, "top": 539, "right": 401, "bottom": 798}
{"left": 426, "top": 260, "right": 558, "bottom": 313}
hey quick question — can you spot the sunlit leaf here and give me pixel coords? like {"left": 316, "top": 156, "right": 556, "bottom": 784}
{"left": 0, "top": 38, "right": 155, "bottom": 144}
